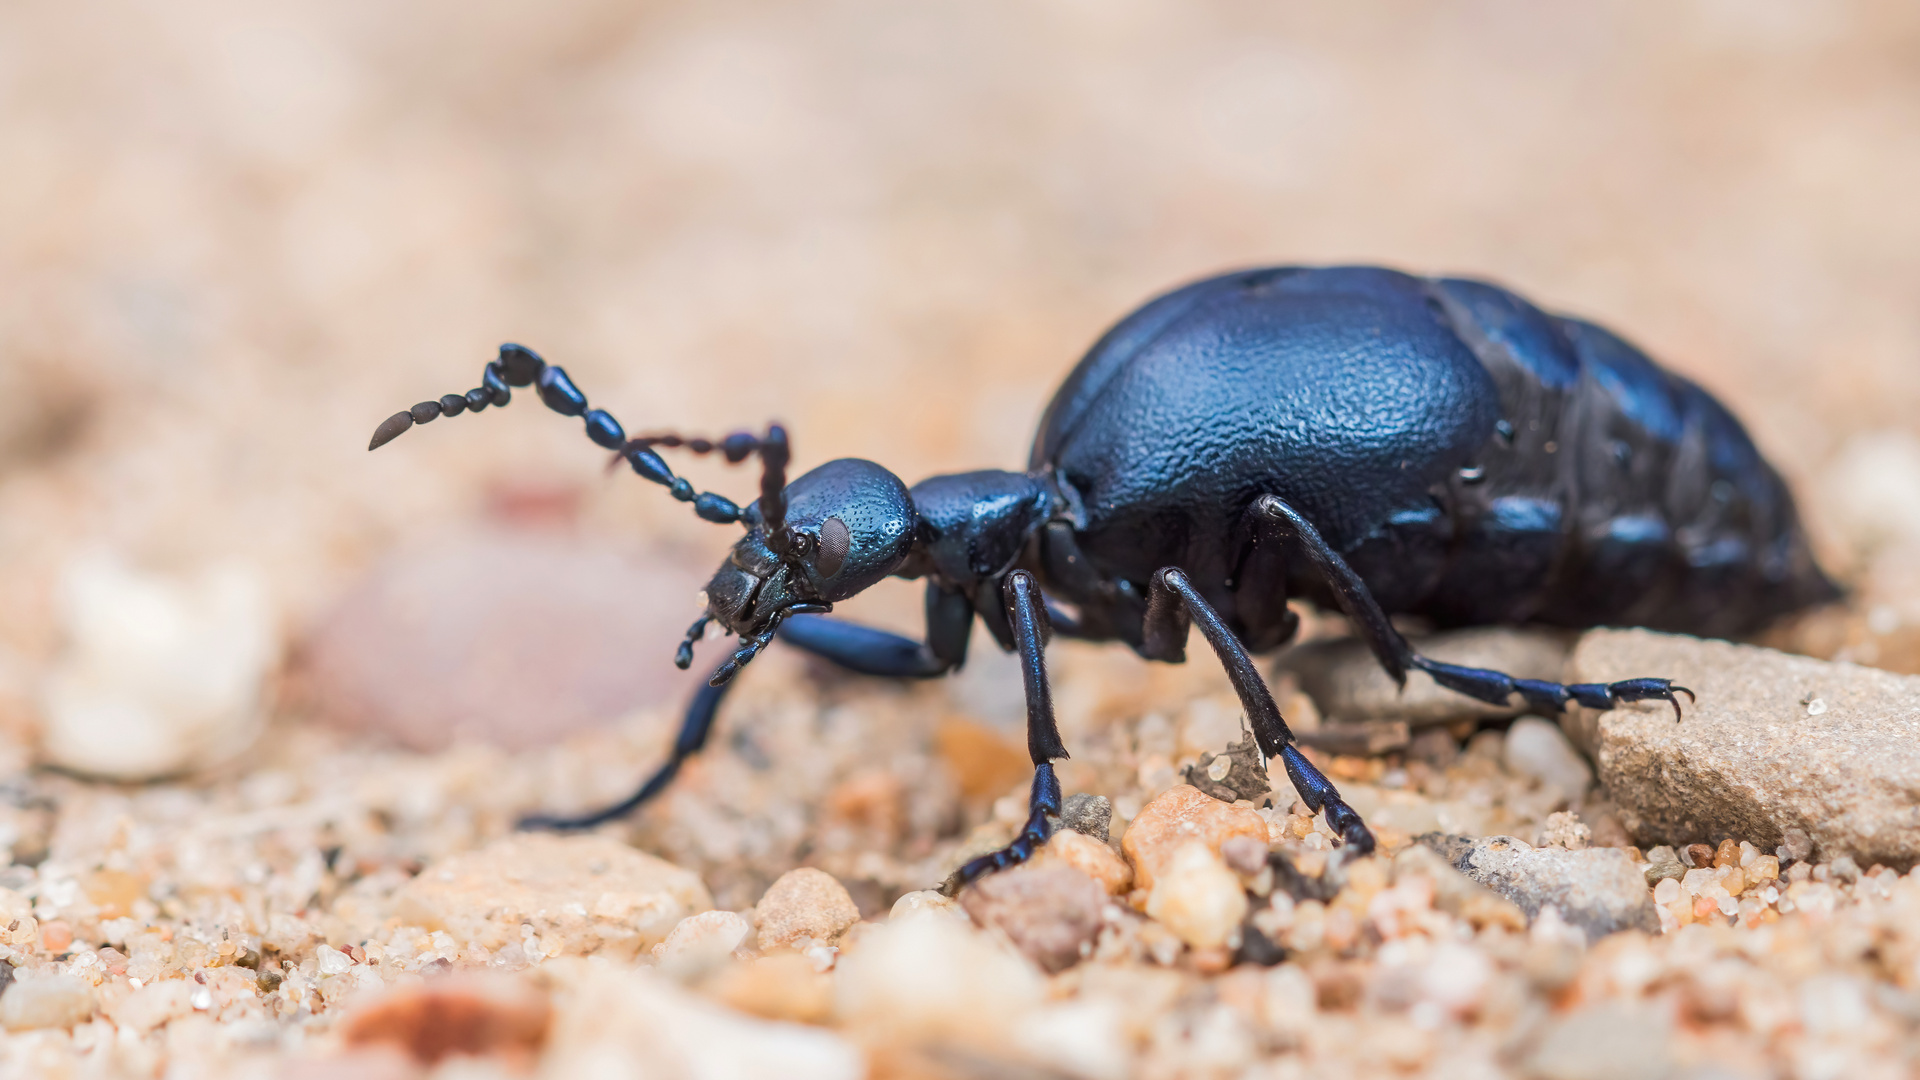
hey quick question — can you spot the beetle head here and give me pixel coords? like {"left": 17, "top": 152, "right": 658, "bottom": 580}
{"left": 689, "top": 458, "right": 918, "bottom": 677}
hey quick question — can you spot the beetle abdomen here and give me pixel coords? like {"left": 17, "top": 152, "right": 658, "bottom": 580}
{"left": 1414, "top": 278, "right": 1837, "bottom": 637}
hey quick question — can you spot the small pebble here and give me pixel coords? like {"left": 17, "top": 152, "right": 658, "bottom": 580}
{"left": 108, "top": 981, "right": 195, "bottom": 1033}
{"left": 1145, "top": 843, "right": 1250, "bottom": 950}
{"left": 1120, "top": 784, "right": 1269, "bottom": 893}
{"left": 835, "top": 915, "right": 1043, "bottom": 1043}
{"left": 655, "top": 910, "right": 750, "bottom": 974}
{"left": 1502, "top": 717, "right": 1593, "bottom": 806}
{"left": 1, "top": 974, "right": 95, "bottom": 1031}
{"left": 704, "top": 953, "right": 835, "bottom": 1024}
{"left": 888, "top": 890, "right": 968, "bottom": 923}
{"left": 39, "top": 553, "right": 273, "bottom": 780}
{"left": 1536, "top": 811, "right": 1592, "bottom": 850}
{"left": 1058, "top": 793, "right": 1113, "bottom": 842}
{"left": 1031, "top": 829, "right": 1133, "bottom": 895}
{"left": 40, "top": 920, "right": 73, "bottom": 953}
{"left": 961, "top": 863, "right": 1106, "bottom": 972}
{"left": 755, "top": 868, "right": 861, "bottom": 952}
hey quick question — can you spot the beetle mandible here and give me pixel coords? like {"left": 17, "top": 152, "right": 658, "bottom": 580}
{"left": 370, "top": 265, "right": 1838, "bottom": 893}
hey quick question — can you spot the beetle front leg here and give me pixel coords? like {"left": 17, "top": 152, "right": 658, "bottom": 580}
{"left": 775, "top": 582, "right": 972, "bottom": 678}
{"left": 1145, "top": 567, "right": 1375, "bottom": 854}
{"left": 519, "top": 667, "right": 736, "bottom": 831}
{"left": 940, "top": 570, "right": 1068, "bottom": 895}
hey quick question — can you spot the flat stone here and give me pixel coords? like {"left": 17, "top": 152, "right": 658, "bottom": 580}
{"left": 1120, "top": 785, "right": 1269, "bottom": 894}
{"left": 1571, "top": 628, "right": 1920, "bottom": 867}
{"left": 754, "top": 868, "right": 861, "bottom": 951}
{"left": 304, "top": 527, "right": 708, "bottom": 751}
{"left": 961, "top": 863, "right": 1106, "bottom": 972}
{"left": 1449, "top": 836, "right": 1658, "bottom": 942}
{"left": 393, "top": 834, "right": 711, "bottom": 960}
{"left": 1277, "top": 627, "right": 1573, "bottom": 727}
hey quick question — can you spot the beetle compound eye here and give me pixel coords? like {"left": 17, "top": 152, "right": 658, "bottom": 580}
{"left": 817, "top": 516, "right": 851, "bottom": 578}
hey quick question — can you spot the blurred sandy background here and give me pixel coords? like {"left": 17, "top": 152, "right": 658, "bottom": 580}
{"left": 2, "top": 0, "right": 1919, "bottom": 754}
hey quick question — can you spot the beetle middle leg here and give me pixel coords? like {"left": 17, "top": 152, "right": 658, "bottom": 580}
{"left": 1143, "top": 567, "right": 1376, "bottom": 854}
{"left": 940, "top": 570, "right": 1068, "bottom": 895}
{"left": 1252, "top": 495, "right": 1695, "bottom": 721}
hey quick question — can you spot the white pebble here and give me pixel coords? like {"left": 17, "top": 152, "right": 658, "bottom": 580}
{"left": 1653, "top": 878, "right": 1680, "bottom": 905}
{"left": 836, "top": 915, "right": 1042, "bottom": 1042}
{"left": 1806, "top": 698, "right": 1828, "bottom": 716}
{"left": 888, "top": 890, "right": 968, "bottom": 923}
{"left": 657, "top": 909, "right": 750, "bottom": 970}
{"left": 39, "top": 553, "right": 272, "bottom": 780}
{"left": 316, "top": 945, "right": 353, "bottom": 975}
{"left": 1, "top": 974, "right": 96, "bottom": 1031}
{"left": 1502, "top": 718, "right": 1593, "bottom": 805}
{"left": 1145, "top": 843, "right": 1249, "bottom": 950}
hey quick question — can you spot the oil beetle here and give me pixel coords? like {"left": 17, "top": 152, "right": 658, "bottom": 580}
{"left": 370, "top": 265, "right": 1838, "bottom": 892}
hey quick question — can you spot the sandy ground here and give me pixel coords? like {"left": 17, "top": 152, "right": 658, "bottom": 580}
{"left": 3, "top": 2, "right": 1920, "bottom": 1077}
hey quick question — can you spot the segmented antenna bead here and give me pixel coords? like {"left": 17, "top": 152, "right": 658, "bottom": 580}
{"left": 464, "top": 388, "right": 492, "bottom": 412}
{"left": 669, "top": 477, "right": 696, "bottom": 501}
{"left": 626, "top": 446, "right": 674, "bottom": 486}
{"left": 537, "top": 366, "right": 589, "bottom": 416}
{"left": 722, "top": 432, "right": 757, "bottom": 462}
{"left": 584, "top": 409, "right": 625, "bottom": 449}
{"left": 694, "top": 492, "right": 741, "bottom": 523}
{"left": 439, "top": 394, "right": 467, "bottom": 417}
{"left": 409, "top": 400, "right": 442, "bottom": 424}
{"left": 497, "top": 343, "right": 546, "bottom": 386}
{"left": 482, "top": 364, "right": 511, "bottom": 406}
{"left": 368, "top": 411, "right": 414, "bottom": 451}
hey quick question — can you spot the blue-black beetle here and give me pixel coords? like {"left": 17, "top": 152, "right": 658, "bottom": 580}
{"left": 370, "top": 265, "right": 1839, "bottom": 892}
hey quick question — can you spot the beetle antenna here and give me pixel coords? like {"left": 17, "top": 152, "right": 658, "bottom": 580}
{"left": 616, "top": 426, "right": 791, "bottom": 539}
{"left": 369, "top": 344, "right": 788, "bottom": 530}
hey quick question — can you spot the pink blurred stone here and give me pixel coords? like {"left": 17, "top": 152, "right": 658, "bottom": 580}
{"left": 303, "top": 524, "right": 707, "bottom": 750}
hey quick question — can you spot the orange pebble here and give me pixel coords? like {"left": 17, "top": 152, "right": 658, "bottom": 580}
{"left": 41, "top": 920, "right": 73, "bottom": 953}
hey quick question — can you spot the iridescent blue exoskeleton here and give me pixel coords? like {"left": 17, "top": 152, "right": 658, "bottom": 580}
{"left": 371, "top": 266, "right": 1837, "bottom": 894}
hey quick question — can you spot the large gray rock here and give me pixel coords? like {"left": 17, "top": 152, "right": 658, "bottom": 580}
{"left": 1277, "top": 627, "right": 1574, "bottom": 727}
{"left": 1450, "top": 836, "right": 1659, "bottom": 942}
{"left": 1571, "top": 628, "right": 1920, "bottom": 868}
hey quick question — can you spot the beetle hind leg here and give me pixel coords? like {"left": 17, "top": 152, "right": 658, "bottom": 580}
{"left": 1253, "top": 495, "right": 1694, "bottom": 723}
